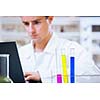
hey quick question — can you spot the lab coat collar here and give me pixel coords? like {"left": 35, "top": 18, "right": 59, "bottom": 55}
{"left": 24, "top": 33, "right": 57, "bottom": 66}
{"left": 26, "top": 33, "right": 58, "bottom": 57}
{"left": 43, "top": 33, "right": 57, "bottom": 55}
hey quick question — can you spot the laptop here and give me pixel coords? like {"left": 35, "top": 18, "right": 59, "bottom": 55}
{"left": 0, "top": 42, "right": 25, "bottom": 83}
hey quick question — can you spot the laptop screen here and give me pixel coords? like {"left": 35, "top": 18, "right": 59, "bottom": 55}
{"left": 0, "top": 42, "right": 25, "bottom": 83}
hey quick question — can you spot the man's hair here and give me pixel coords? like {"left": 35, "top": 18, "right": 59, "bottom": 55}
{"left": 45, "top": 16, "right": 49, "bottom": 19}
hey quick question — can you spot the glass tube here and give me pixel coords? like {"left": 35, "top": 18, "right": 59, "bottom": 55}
{"left": 56, "top": 49, "right": 62, "bottom": 83}
{"left": 61, "top": 49, "right": 69, "bottom": 83}
{"left": 70, "top": 48, "right": 75, "bottom": 83}
{"left": 56, "top": 49, "right": 69, "bottom": 83}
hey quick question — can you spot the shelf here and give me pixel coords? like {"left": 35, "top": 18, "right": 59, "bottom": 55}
{"left": 52, "top": 17, "right": 80, "bottom": 25}
{"left": 92, "top": 33, "right": 100, "bottom": 40}
{"left": 0, "top": 31, "right": 29, "bottom": 40}
{"left": 92, "top": 44, "right": 100, "bottom": 55}
{"left": 57, "top": 32, "right": 80, "bottom": 38}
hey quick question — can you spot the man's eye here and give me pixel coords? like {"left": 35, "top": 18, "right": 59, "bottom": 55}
{"left": 33, "top": 21, "right": 40, "bottom": 25}
{"left": 23, "top": 22, "right": 29, "bottom": 26}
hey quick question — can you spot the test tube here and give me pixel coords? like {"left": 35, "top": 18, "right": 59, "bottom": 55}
{"left": 57, "top": 74, "right": 62, "bottom": 83}
{"left": 70, "top": 48, "right": 75, "bottom": 83}
{"left": 56, "top": 49, "right": 62, "bottom": 83}
{"left": 61, "top": 49, "right": 69, "bottom": 83}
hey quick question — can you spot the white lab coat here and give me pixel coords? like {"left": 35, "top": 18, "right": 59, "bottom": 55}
{"left": 18, "top": 33, "right": 100, "bottom": 83}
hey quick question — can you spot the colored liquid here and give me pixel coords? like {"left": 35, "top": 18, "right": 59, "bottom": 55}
{"left": 70, "top": 57, "right": 75, "bottom": 83}
{"left": 61, "top": 55, "right": 69, "bottom": 83}
{"left": 57, "top": 74, "right": 62, "bottom": 83}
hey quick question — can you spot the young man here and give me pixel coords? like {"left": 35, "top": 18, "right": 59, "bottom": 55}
{"left": 19, "top": 16, "right": 100, "bottom": 83}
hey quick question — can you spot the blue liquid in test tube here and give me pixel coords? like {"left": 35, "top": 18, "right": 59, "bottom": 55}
{"left": 70, "top": 48, "right": 75, "bottom": 83}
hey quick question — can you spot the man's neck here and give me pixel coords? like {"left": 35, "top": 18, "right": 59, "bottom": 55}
{"left": 34, "top": 33, "right": 52, "bottom": 52}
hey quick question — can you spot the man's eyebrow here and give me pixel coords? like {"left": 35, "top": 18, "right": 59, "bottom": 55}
{"left": 31, "top": 18, "right": 42, "bottom": 22}
{"left": 23, "top": 18, "right": 42, "bottom": 23}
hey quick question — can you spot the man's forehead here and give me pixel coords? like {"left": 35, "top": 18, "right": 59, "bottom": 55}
{"left": 21, "top": 16, "right": 45, "bottom": 22}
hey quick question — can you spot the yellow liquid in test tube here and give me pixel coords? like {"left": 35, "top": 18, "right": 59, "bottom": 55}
{"left": 61, "top": 54, "right": 69, "bottom": 83}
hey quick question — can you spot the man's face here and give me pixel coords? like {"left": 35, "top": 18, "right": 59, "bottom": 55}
{"left": 21, "top": 16, "right": 51, "bottom": 43}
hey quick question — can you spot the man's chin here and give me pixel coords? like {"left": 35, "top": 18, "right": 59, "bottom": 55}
{"left": 32, "top": 38, "right": 41, "bottom": 43}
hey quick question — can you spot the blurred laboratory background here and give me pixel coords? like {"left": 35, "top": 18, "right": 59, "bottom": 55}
{"left": 0, "top": 16, "right": 100, "bottom": 69}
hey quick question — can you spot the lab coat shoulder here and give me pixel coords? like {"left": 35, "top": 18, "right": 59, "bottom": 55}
{"left": 55, "top": 36, "right": 84, "bottom": 56}
{"left": 56, "top": 36, "right": 100, "bottom": 75}
{"left": 69, "top": 41, "right": 100, "bottom": 75}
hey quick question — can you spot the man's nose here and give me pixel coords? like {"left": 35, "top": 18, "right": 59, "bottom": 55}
{"left": 28, "top": 23, "right": 35, "bottom": 33}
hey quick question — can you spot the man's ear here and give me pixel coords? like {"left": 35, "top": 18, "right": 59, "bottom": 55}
{"left": 47, "top": 16, "right": 54, "bottom": 24}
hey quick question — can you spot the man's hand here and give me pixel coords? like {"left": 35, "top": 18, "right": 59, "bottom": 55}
{"left": 24, "top": 71, "right": 41, "bottom": 82}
